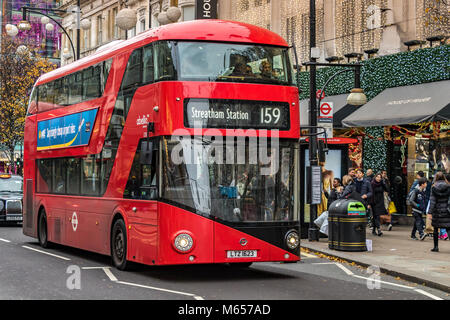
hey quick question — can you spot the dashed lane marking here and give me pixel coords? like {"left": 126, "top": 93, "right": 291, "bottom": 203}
{"left": 413, "top": 289, "right": 444, "bottom": 301}
{"left": 80, "top": 266, "right": 205, "bottom": 300}
{"left": 22, "top": 245, "right": 71, "bottom": 261}
{"left": 0, "top": 238, "right": 11, "bottom": 243}
{"left": 333, "top": 262, "right": 443, "bottom": 300}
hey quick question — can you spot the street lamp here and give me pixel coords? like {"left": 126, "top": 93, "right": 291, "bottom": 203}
{"left": 306, "top": 0, "right": 367, "bottom": 241}
{"left": 16, "top": 5, "right": 82, "bottom": 60}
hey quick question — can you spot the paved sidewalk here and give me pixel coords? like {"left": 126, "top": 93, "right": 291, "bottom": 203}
{"left": 301, "top": 225, "right": 450, "bottom": 293}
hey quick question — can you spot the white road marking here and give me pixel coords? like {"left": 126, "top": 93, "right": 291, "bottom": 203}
{"left": 82, "top": 266, "right": 204, "bottom": 300}
{"left": 331, "top": 262, "right": 444, "bottom": 300}
{"left": 414, "top": 289, "right": 444, "bottom": 301}
{"left": 0, "top": 238, "right": 11, "bottom": 243}
{"left": 352, "top": 274, "right": 413, "bottom": 289}
{"left": 311, "top": 262, "right": 336, "bottom": 265}
{"left": 301, "top": 252, "right": 318, "bottom": 258}
{"left": 102, "top": 267, "right": 118, "bottom": 282}
{"left": 335, "top": 263, "right": 354, "bottom": 276}
{"left": 116, "top": 280, "right": 204, "bottom": 300}
{"left": 22, "top": 245, "right": 71, "bottom": 261}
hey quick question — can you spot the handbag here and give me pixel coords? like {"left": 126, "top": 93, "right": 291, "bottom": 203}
{"left": 425, "top": 214, "right": 434, "bottom": 233}
{"left": 388, "top": 201, "right": 397, "bottom": 215}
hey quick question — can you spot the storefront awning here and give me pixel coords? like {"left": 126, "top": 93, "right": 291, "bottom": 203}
{"left": 342, "top": 80, "right": 450, "bottom": 127}
{"left": 300, "top": 94, "right": 356, "bottom": 128}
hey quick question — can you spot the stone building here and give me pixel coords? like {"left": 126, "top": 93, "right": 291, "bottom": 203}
{"left": 57, "top": 0, "right": 448, "bottom": 65}
{"left": 220, "top": 0, "right": 449, "bottom": 64}
{"left": 58, "top": 0, "right": 196, "bottom": 65}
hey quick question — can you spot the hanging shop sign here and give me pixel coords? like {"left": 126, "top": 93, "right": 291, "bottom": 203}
{"left": 195, "top": 0, "right": 218, "bottom": 19}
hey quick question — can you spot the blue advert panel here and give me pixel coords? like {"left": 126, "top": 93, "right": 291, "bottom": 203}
{"left": 37, "top": 109, "right": 98, "bottom": 151}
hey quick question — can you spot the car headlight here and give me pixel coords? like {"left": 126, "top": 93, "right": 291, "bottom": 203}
{"left": 173, "top": 233, "right": 194, "bottom": 253}
{"left": 285, "top": 230, "right": 299, "bottom": 250}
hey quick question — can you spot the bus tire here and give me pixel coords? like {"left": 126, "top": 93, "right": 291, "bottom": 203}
{"left": 111, "top": 219, "right": 129, "bottom": 271}
{"left": 38, "top": 209, "right": 51, "bottom": 248}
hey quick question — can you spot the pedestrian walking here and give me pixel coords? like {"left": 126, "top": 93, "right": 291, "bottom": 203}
{"left": 409, "top": 171, "right": 425, "bottom": 194}
{"left": 408, "top": 178, "right": 428, "bottom": 241}
{"left": 427, "top": 172, "right": 450, "bottom": 252}
{"left": 381, "top": 170, "right": 393, "bottom": 231}
{"left": 327, "top": 178, "right": 343, "bottom": 210}
{"left": 370, "top": 173, "right": 389, "bottom": 236}
{"left": 366, "top": 169, "right": 375, "bottom": 183}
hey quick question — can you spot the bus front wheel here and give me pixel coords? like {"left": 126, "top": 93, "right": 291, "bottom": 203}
{"left": 111, "top": 219, "right": 129, "bottom": 271}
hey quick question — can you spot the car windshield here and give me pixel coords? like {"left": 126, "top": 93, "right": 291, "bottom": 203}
{"left": 0, "top": 178, "right": 23, "bottom": 192}
{"left": 161, "top": 136, "right": 298, "bottom": 222}
{"left": 175, "top": 41, "right": 293, "bottom": 85}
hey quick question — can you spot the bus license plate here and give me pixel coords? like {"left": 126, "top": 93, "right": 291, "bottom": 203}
{"left": 6, "top": 216, "right": 22, "bottom": 221}
{"left": 227, "top": 250, "right": 257, "bottom": 258}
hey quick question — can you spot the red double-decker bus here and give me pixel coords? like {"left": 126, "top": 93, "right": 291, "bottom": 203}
{"left": 23, "top": 20, "right": 301, "bottom": 270}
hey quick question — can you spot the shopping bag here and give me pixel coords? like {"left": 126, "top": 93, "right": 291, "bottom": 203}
{"left": 314, "top": 210, "right": 328, "bottom": 228}
{"left": 319, "top": 219, "right": 329, "bottom": 236}
{"left": 425, "top": 214, "right": 434, "bottom": 233}
{"left": 388, "top": 201, "right": 397, "bottom": 215}
{"left": 380, "top": 215, "right": 391, "bottom": 224}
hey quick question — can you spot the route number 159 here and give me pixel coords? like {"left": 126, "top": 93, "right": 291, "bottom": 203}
{"left": 260, "top": 107, "right": 281, "bottom": 124}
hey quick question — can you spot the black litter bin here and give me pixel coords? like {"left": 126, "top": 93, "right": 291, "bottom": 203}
{"left": 328, "top": 199, "right": 367, "bottom": 252}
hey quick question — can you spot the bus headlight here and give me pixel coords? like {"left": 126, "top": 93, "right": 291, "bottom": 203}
{"left": 173, "top": 233, "right": 194, "bottom": 253}
{"left": 285, "top": 230, "right": 299, "bottom": 250}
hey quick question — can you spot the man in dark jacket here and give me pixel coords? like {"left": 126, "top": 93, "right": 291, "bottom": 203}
{"left": 409, "top": 178, "right": 428, "bottom": 240}
{"left": 354, "top": 169, "right": 373, "bottom": 204}
{"left": 427, "top": 172, "right": 450, "bottom": 252}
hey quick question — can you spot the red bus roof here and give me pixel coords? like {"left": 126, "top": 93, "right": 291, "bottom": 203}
{"left": 36, "top": 19, "right": 289, "bottom": 85}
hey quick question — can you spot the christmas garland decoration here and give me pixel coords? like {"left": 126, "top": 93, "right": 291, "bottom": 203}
{"left": 298, "top": 45, "right": 450, "bottom": 172}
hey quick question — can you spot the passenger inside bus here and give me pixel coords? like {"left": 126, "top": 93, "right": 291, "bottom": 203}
{"left": 259, "top": 60, "right": 273, "bottom": 79}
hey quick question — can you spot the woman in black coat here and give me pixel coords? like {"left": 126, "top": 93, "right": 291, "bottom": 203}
{"left": 427, "top": 172, "right": 450, "bottom": 252}
{"left": 370, "top": 173, "right": 388, "bottom": 236}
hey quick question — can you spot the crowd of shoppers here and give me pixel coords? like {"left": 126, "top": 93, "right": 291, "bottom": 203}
{"left": 325, "top": 167, "right": 449, "bottom": 253}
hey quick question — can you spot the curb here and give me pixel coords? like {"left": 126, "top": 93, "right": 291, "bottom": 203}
{"left": 301, "top": 244, "right": 450, "bottom": 294}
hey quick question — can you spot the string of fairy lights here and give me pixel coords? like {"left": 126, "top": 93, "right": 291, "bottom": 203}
{"left": 228, "top": 0, "right": 448, "bottom": 64}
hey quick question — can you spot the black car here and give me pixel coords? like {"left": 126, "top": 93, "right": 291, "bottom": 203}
{"left": 0, "top": 174, "right": 23, "bottom": 224}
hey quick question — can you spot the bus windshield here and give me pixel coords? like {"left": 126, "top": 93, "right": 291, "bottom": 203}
{"left": 175, "top": 41, "right": 293, "bottom": 85}
{"left": 162, "top": 137, "right": 298, "bottom": 222}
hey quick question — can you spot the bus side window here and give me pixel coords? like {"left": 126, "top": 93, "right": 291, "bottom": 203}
{"left": 81, "top": 155, "right": 100, "bottom": 196}
{"left": 83, "top": 66, "right": 101, "bottom": 100}
{"left": 68, "top": 73, "right": 82, "bottom": 105}
{"left": 154, "top": 42, "right": 176, "bottom": 81}
{"left": 121, "top": 49, "right": 142, "bottom": 89}
{"left": 143, "top": 45, "right": 154, "bottom": 84}
{"left": 36, "top": 159, "right": 53, "bottom": 193}
{"left": 124, "top": 138, "right": 158, "bottom": 200}
{"left": 52, "top": 158, "right": 67, "bottom": 194}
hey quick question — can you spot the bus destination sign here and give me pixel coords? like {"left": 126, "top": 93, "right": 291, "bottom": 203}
{"left": 184, "top": 98, "right": 290, "bottom": 130}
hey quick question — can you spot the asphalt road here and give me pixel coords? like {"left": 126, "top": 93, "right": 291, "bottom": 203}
{"left": 0, "top": 224, "right": 448, "bottom": 301}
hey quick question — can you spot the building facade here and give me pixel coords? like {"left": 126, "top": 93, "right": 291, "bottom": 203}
{"left": 1, "top": 0, "right": 62, "bottom": 64}
{"left": 220, "top": 0, "right": 449, "bottom": 64}
{"left": 58, "top": 0, "right": 197, "bottom": 65}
